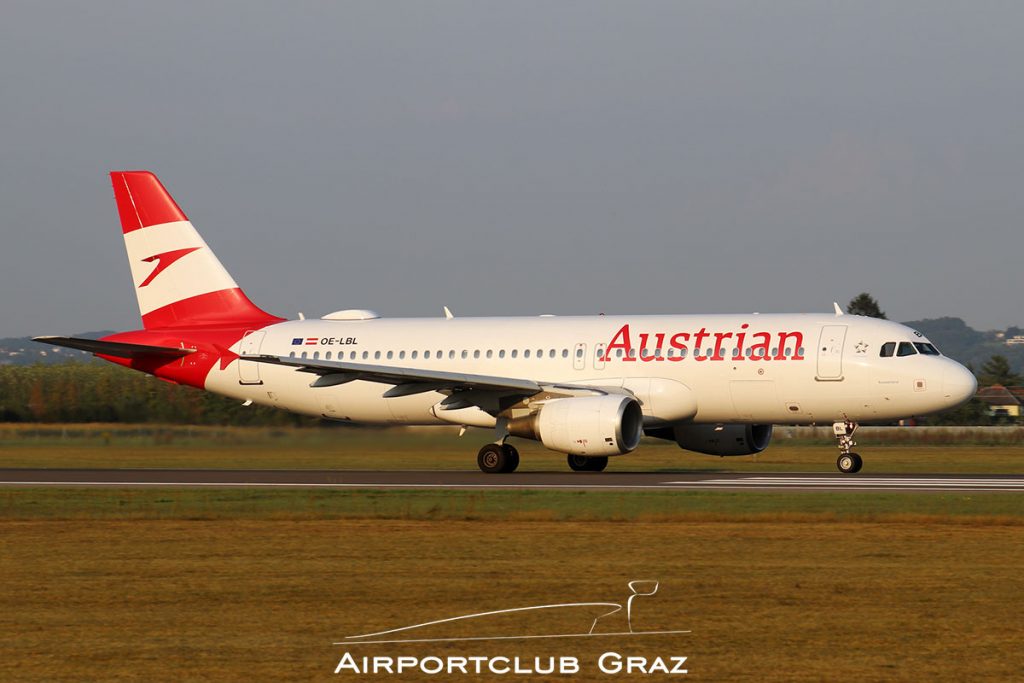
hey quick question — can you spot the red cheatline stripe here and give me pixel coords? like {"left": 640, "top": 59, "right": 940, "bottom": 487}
{"left": 141, "top": 288, "right": 284, "bottom": 330}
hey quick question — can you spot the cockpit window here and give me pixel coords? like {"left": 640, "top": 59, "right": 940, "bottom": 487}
{"left": 897, "top": 341, "right": 917, "bottom": 357}
{"left": 879, "top": 342, "right": 896, "bottom": 358}
{"left": 914, "top": 342, "right": 941, "bottom": 356}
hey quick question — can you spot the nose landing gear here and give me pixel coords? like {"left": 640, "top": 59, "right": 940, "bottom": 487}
{"left": 833, "top": 420, "right": 863, "bottom": 474}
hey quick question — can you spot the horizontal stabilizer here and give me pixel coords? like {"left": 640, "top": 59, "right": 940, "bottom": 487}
{"left": 32, "top": 336, "right": 196, "bottom": 360}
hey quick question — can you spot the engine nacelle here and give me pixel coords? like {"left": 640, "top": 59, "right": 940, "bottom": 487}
{"left": 671, "top": 424, "right": 773, "bottom": 456}
{"left": 509, "top": 395, "right": 644, "bottom": 456}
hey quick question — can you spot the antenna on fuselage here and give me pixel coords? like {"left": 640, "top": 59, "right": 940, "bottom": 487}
{"left": 443, "top": 306, "right": 454, "bottom": 319}
{"left": 833, "top": 302, "right": 844, "bottom": 316}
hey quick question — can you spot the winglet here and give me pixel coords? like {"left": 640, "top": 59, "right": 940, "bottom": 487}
{"left": 443, "top": 306, "right": 454, "bottom": 320}
{"left": 833, "top": 302, "right": 844, "bottom": 316}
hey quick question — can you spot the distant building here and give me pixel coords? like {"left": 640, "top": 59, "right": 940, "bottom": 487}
{"left": 975, "top": 385, "right": 1024, "bottom": 421}
{"left": 1005, "top": 335, "right": 1024, "bottom": 346}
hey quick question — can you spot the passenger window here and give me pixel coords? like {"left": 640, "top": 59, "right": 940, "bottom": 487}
{"left": 289, "top": 351, "right": 296, "bottom": 358}
{"left": 350, "top": 351, "right": 356, "bottom": 360}
{"left": 473, "top": 350, "right": 480, "bottom": 359}
{"left": 537, "top": 349, "right": 543, "bottom": 358}
{"left": 562, "top": 349, "right": 569, "bottom": 358}
{"left": 486, "top": 350, "right": 493, "bottom": 359}
{"left": 424, "top": 350, "right": 430, "bottom": 359}
{"left": 576, "top": 348, "right": 583, "bottom": 358}
{"left": 880, "top": 342, "right": 895, "bottom": 357}
{"left": 325, "top": 351, "right": 331, "bottom": 360}
{"left": 399, "top": 351, "right": 406, "bottom": 360}
{"left": 387, "top": 351, "right": 394, "bottom": 360}
{"left": 411, "top": 351, "right": 418, "bottom": 359}
{"left": 524, "top": 350, "right": 531, "bottom": 358}
{"left": 499, "top": 350, "right": 505, "bottom": 359}
{"left": 374, "top": 351, "right": 381, "bottom": 360}
{"left": 461, "top": 350, "right": 468, "bottom": 359}
{"left": 897, "top": 342, "right": 917, "bottom": 357}
{"left": 362, "top": 351, "right": 369, "bottom": 360}
{"left": 511, "top": 350, "right": 518, "bottom": 358}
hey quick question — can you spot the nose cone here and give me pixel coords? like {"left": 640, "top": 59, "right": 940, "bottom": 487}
{"left": 942, "top": 362, "right": 978, "bottom": 407}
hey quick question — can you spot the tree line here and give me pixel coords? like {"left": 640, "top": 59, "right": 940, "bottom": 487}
{"left": 0, "top": 362, "right": 307, "bottom": 426}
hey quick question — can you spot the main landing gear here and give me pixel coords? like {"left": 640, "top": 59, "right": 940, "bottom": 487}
{"left": 567, "top": 454, "right": 609, "bottom": 472}
{"left": 477, "top": 443, "right": 520, "bottom": 473}
{"left": 833, "top": 420, "right": 863, "bottom": 474}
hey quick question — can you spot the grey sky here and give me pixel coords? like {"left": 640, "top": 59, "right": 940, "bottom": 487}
{"left": 2, "top": 1, "right": 1022, "bottom": 338}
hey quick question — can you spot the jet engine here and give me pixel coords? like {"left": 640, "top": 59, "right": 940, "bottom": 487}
{"left": 509, "top": 395, "right": 644, "bottom": 456}
{"left": 669, "top": 424, "right": 773, "bottom": 456}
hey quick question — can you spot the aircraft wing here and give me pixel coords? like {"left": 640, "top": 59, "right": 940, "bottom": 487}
{"left": 33, "top": 336, "right": 196, "bottom": 360}
{"left": 241, "top": 354, "right": 544, "bottom": 397}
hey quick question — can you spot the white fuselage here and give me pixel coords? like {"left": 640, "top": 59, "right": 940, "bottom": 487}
{"left": 208, "top": 313, "right": 975, "bottom": 428}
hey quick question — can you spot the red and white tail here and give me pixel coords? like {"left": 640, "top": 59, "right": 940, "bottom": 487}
{"left": 110, "top": 171, "right": 280, "bottom": 330}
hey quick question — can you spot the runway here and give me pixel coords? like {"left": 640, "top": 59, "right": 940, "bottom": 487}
{"left": 1, "top": 469, "right": 1023, "bottom": 492}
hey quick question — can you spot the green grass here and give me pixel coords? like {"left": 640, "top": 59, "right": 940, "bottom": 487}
{"left": 1, "top": 423, "right": 1024, "bottom": 472}
{"left": 1, "top": 487, "right": 1021, "bottom": 522}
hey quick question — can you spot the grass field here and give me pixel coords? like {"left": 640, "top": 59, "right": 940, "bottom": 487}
{"left": 1, "top": 514, "right": 1022, "bottom": 681}
{"left": 1, "top": 425, "right": 1022, "bottom": 681}
{"left": 2, "top": 423, "right": 1023, "bottom": 472}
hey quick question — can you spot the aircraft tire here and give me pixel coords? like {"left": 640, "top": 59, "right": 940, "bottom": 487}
{"left": 478, "top": 444, "right": 508, "bottom": 474}
{"left": 837, "top": 453, "right": 860, "bottom": 474}
{"left": 501, "top": 444, "right": 520, "bottom": 473}
{"left": 567, "top": 454, "right": 608, "bottom": 472}
{"left": 567, "top": 454, "right": 589, "bottom": 472}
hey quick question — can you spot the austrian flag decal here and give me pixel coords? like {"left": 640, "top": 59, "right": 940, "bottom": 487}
{"left": 291, "top": 338, "right": 319, "bottom": 346}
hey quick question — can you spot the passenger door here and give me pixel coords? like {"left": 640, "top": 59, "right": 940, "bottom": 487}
{"left": 816, "top": 325, "right": 847, "bottom": 380}
{"left": 238, "top": 330, "right": 266, "bottom": 385}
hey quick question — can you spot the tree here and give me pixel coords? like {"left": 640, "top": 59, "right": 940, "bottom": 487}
{"left": 847, "top": 293, "right": 887, "bottom": 319}
{"left": 979, "top": 355, "right": 1022, "bottom": 387}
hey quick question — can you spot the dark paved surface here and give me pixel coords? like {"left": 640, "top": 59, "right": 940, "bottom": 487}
{"left": 0, "top": 469, "right": 1022, "bottom": 492}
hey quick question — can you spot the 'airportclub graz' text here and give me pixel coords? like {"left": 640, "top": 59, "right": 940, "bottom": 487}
{"left": 334, "top": 652, "right": 688, "bottom": 676}
{"left": 603, "top": 324, "right": 805, "bottom": 363}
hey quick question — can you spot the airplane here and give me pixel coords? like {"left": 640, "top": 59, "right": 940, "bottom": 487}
{"left": 35, "top": 171, "right": 977, "bottom": 474}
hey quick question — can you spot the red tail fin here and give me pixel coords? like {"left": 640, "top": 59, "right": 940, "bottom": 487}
{"left": 110, "top": 171, "right": 282, "bottom": 329}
